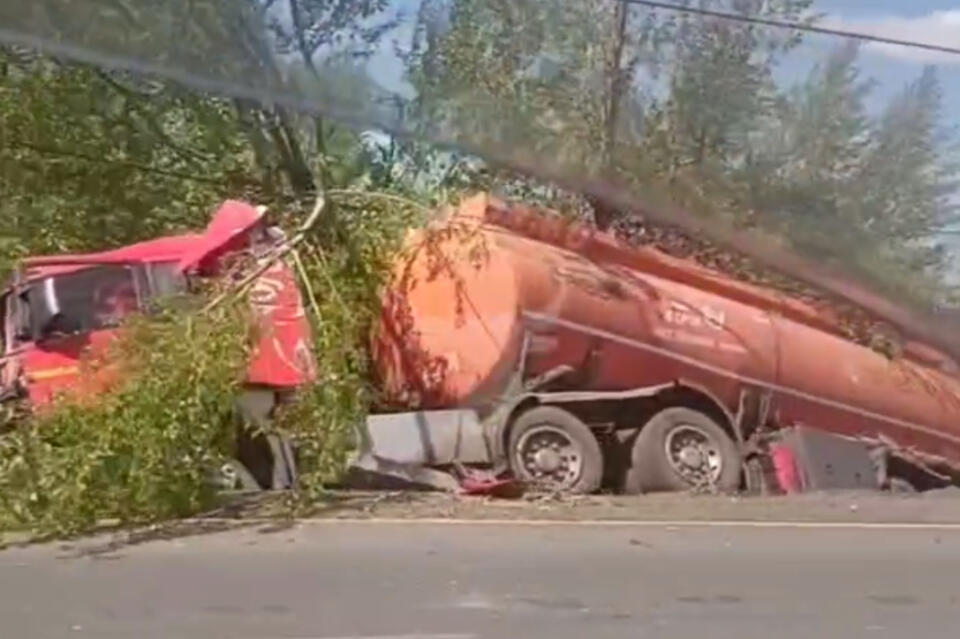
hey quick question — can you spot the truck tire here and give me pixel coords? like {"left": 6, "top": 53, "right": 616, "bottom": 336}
{"left": 507, "top": 406, "right": 603, "bottom": 494}
{"left": 624, "top": 407, "right": 741, "bottom": 494}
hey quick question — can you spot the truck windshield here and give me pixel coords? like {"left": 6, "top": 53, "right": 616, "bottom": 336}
{"left": 40, "top": 265, "right": 139, "bottom": 335}
{"left": 25, "top": 261, "right": 186, "bottom": 337}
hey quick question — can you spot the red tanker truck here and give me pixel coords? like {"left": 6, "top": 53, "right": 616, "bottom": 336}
{"left": 363, "top": 193, "right": 960, "bottom": 494}
{"left": 0, "top": 200, "right": 317, "bottom": 490}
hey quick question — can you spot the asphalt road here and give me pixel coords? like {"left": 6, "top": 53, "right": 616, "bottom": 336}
{"left": 2, "top": 520, "right": 960, "bottom": 639}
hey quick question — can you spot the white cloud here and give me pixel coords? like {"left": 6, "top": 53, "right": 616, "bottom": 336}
{"left": 823, "top": 10, "right": 960, "bottom": 65}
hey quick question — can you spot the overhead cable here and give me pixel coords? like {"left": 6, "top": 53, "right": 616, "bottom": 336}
{"left": 620, "top": 0, "right": 960, "bottom": 57}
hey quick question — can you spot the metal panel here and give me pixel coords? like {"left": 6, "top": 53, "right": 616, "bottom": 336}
{"left": 346, "top": 453, "right": 461, "bottom": 492}
{"left": 237, "top": 388, "right": 275, "bottom": 425}
{"left": 361, "top": 409, "right": 490, "bottom": 466}
{"left": 781, "top": 425, "right": 879, "bottom": 491}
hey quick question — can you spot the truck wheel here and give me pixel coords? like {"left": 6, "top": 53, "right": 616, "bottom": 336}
{"left": 508, "top": 406, "right": 603, "bottom": 494}
{"left": 625, "top": 407, "right": 741, "bottom": 494}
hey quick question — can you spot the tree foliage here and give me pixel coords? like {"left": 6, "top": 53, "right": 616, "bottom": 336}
{"left": 0, "top": 303, "right": 250, "bottom": 537}
{"left": 0, "top": 52, "right": 254, "bottom": 273}
{"left": 404, "top": 0, "right": 960, "bottom": 309}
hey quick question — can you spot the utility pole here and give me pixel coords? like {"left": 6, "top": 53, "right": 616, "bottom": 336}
{"left": 591, "top": 1, "right": 629, "bottom": 230}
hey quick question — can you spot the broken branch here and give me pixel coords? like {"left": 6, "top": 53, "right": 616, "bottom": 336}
{"left": 203, "top": 194, "right": 327, "bottom": 312}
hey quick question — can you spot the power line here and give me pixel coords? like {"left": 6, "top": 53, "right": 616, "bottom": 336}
{"left": 620, "top": 0, "right": 960, "bottom": 57}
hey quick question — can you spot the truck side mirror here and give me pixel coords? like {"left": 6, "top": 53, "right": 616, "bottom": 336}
{"left": 25, "top": 278, "right": 62, "bottom": 341}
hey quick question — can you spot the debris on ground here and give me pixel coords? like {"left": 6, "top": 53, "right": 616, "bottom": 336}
{"left": 454, "top": 465, "right": 524, "bottom": 499}
{"left": 296, "top": 489, "right": 960, "bottom": 524}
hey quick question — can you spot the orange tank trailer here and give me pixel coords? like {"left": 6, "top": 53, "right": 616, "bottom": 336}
{"left": 371, "top": 193, "right": 960, "bottom": 493}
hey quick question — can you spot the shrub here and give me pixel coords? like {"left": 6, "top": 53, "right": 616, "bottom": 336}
{"left": 276, "top": 192, "right": 426, "bottom": 502}
{"left": 0, "top": 303, "right": 249, "bottom": 537}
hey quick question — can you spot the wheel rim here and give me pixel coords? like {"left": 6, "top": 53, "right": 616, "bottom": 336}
{"left": 514, "top": 425, "right": 584, "bottom": 489}
{"left": 663, "top": 424, "right": 723, "bottom": 486}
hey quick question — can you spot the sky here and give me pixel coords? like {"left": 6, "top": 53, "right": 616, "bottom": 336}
{"left": 827, "top": 0, "right": 958, "bottom": 19}
{"left": 806, "top": 1, "right": 960, "bottom": 114}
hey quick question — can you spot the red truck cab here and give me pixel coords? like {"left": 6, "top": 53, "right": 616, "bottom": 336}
{"left": 0, "top": 200, "right": 316, "bottom": 489}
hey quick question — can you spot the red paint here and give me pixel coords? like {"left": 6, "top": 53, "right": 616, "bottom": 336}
{"left": 22, "top": 330, "right": 119, "bottom": 407}
{"left": 24, "top": 234, "right": 204, "bottom": 279}
{"left": 246, "top": 259, "right": 317, "bottom": 388}
{"left": 177, "top": 200, "right": 266, "bottom": 274}
{"left": 770, "top": 444, "right": 802, "bottom": 494}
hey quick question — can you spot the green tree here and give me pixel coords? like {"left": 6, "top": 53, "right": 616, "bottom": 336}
{"left": 0, "top": 0, "right": 411, "bottom": 266}
{"left": 405, "top": 0, "right": 814, "bottom": 226}
{"left": 641, "top": 1, "right": 812, "bottom": 173}
{"left": 0, "top": 0, "right": 403, "bottom": 200}
{"left": 740, "top": 41, "right": 874, "bottom": 260}
{"left": 857, "top": 68, "right": 959, "bottom": 243}
{"left": 850, "top": 67, "right": 960, "bottom": 298}
{"left": 734, "top": 48, "right": 959, "bottom": 306}
{"left": 0, "top": 52, "right": 254, "bottom": 272}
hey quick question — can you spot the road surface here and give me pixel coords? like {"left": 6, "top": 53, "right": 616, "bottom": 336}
{"left": 2, "top": 519, "right": 959, "bottom": 638}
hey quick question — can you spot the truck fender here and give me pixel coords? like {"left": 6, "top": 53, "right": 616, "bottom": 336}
{"left": 670, "top": 378, "right": 739, "bottom": 436}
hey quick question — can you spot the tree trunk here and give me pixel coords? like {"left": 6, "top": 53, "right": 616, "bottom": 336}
{"left": 589, "top": 195, "right": 620, "bottom": 231}
{"left": 270, "top": 107, "right": 316, "bottom": 198}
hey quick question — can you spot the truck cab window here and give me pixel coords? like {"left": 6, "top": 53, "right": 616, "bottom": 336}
{"left": 34, "top": 265, "right": 140, "bottom": 336}
{"left": 22, "top": 261, "right": 189, "bottom": 341}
